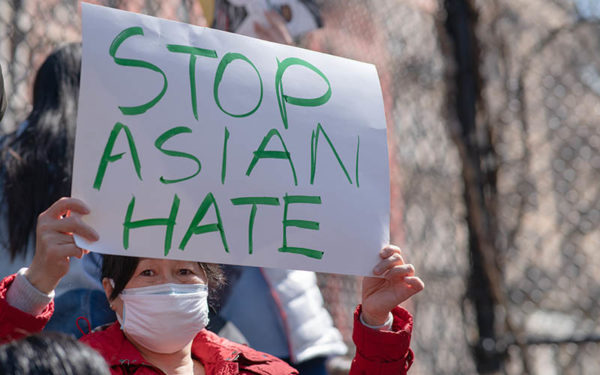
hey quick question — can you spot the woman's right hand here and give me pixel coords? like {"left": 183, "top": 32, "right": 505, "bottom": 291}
{"left": 24, "top": 197, "right": 99, "bottom": 294}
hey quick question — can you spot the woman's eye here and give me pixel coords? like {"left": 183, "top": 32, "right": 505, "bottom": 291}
{"left": 178, "top": 268, "right": 194, "bottom": 276}
{"left": 140, "top": 269, "right": 155, "bottom": 277}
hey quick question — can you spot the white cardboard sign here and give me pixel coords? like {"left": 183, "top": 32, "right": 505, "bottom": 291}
{"left": 73, "top": 3, "right": 390, "bottom": 276}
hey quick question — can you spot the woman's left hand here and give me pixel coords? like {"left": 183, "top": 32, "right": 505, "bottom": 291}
{"left": 361, "top": 245, "right": 424, "bottom": 326}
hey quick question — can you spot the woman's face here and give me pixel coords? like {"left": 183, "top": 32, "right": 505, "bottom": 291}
{"left": 124, "top": 258, "right": 207, "bottom": 289}
{"left": 103, "top": 258, "right": 207, "bottom": 319}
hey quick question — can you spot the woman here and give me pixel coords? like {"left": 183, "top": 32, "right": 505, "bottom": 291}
{"left": 0, "top": 197, "right": 424, "bottom": 374}
{"left": 0, "top": 44, "right": 80, "bottom": 268}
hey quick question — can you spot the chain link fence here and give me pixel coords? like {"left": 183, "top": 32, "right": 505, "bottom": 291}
{"left": 473, "top": 0, "right": 600, "bottom": 373}
{"left": 1, "top": 0, "right": 599, "bottom": 374}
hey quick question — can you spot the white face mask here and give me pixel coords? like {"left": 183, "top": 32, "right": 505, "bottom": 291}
{"left": 115, "top": 282, "right": 210, "bottom": 354}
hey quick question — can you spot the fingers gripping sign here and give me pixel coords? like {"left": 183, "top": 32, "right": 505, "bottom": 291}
{"left": 361, "top": 245, "right": 425, "bottom": 326}
{"left": 25, "top": 198, "right": 99, "bottom": 294}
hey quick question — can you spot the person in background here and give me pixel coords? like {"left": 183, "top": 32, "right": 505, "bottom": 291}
{"left": 0, "top": 332, "right": 110, "bottom": 375}
{"left": 0, "top": 43, "right": 115, "bottom": 335}
{"left": 215, "top": 266, "right": 348, "bottom": 374}
{"left": 0, "top": 196, "right": 424, "bottom": 374}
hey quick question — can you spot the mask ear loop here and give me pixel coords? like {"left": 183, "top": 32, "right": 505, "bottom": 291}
{"left": 76, "top": 316, "right": 92, "bottom": 336}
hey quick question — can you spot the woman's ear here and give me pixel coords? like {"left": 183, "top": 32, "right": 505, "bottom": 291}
{"left": 102, "top": 278, "right": 124, "bottom": 319}
{"left": 102, "top": 277, "right": 114, "bottom": 306}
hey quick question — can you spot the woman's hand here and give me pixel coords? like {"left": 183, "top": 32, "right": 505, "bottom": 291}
{"left": 361, "top": 245, "right": 424, "bottom": 326}
{"left": 24, "top": 198, "right": 99, "bottom": 294}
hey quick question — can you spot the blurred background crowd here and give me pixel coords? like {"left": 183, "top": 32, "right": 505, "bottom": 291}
{"left": 1, "top": 0, "right": 599, "bottom": 374}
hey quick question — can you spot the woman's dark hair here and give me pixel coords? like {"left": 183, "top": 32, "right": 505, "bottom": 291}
{"left": 0, "top": 332, "right": 110, "bottom": 375}
{"left": 0, "top": 43, "right": 81, "bottom": 260}
{"left": 101, "top": 254, "right": 225, "bottom": 302}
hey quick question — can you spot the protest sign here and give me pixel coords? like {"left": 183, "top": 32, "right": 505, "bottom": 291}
{"left": 73, "top": 3, "right": 390, "bottom": 276}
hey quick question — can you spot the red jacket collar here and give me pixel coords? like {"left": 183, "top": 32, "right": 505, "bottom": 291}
{"left": 80, "top": 322, "right": 297, "bottom": 374}
{"left": 80, "top": 323, "right": 155, "bottom": 370}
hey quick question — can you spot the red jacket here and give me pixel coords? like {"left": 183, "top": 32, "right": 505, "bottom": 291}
{"left": 81, "top": 322, "right": 298, "bottom": 374}
{"left": 0, "top": 274, "right": 414, "bottom": 374}
{"left": 0, "top": 274, "right": 54, "bottom": 342}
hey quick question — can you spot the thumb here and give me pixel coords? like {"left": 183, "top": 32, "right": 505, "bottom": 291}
{"left": 403, "top": 276, "right": 425, "bottom": 297}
